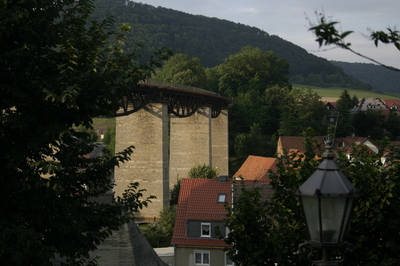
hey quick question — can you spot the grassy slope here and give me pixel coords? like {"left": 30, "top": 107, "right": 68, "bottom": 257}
{"left": 293, "top": 84, "right": 400, "bottom": 100}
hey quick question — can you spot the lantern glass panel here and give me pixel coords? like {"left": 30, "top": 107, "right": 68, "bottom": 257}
{"left": 320, "top": 197, "right": 347, "bottom": 244}
{"left": 301, "top": 196, "right": 320, "bottom": 242}
{"left": 339, "top": 197, "right": 353, "bottom": 241}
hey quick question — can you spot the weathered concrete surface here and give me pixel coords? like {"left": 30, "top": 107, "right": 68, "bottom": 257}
{"left": 114, "top": 102, "right": 169, "bottom": 220}
{"left": 115, "top": 103, "right": 229, "bottom": 221}
{"left": 211, "top": 109, "right": 229, "bottom": 177}
{"left": 169, "top": 107, "right": 212, "bottom": 187}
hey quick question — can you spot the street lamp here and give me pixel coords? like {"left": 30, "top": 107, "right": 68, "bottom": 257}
{"left": 297, "top": 138, "right": 358, "bottom": 265}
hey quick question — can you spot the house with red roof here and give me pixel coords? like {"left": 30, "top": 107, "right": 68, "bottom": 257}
{"left": 171, "top": 177, "right": 271, "bottom": 266}
{"left": 233, "top": 155, "right": 278, "bottom": 182}
{"left": 276, "top": 136, "right": 379, "bottom": 158}
{"left": 383, "top": 99, "right": 400, "bottom": 111}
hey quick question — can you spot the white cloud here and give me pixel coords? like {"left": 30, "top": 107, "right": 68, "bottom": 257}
{"left": 234, "top": 7, "right": 260, "bottom": 14}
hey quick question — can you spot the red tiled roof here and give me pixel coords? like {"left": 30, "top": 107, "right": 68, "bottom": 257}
{"left": 171, "top": 178, "right": 270, "bottom": 247}
{"left": 278, "top": 136, "right": 377, "bottom": 155}
{"left": 278, "top": 136, "right": 324, "bottom": 155}
{"left": 324, "top": 101, "right": 337, "bottom": 110}
{"left": 171, "top": 178, "right": 232, "bottom": 247}
{"left": 384, "top": 99, "right": 400, "bottom": 108}
{"left": 233, "top": 155, "right": 278, "bottom": 181}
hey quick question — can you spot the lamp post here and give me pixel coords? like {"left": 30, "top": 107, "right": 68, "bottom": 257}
{"left": 297, "top": 138, "right": 358, "bottom": 265}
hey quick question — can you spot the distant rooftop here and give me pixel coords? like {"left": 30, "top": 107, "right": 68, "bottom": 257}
{"left": 233, "top": 155, "right": 278, "bottom": 181}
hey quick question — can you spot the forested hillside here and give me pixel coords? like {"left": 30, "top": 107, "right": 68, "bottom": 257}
{"left": 332, "top": 61, "right": 400, "bottom": 93}
{"left": 92, "top": 0, "right": 370, "bottom": 90}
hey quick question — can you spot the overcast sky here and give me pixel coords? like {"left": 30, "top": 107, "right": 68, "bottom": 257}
{"left": 136, "top": 0, "right": 400, "bottom": 68}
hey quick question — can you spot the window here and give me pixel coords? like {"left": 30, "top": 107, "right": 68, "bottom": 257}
{"left": 195, "top": 250, "right": 210, "bottom": 265}
{"left": 225, "top": 252, "right": 234, "bottom": 266}
{"left": 225, "top": 226, "right": 230, "bottom": 238}
{"left": 201, "top": 223, "right": 211, "bottom": 237}
{"left": 217, "top": 193, "right": 227, "bottom": 203}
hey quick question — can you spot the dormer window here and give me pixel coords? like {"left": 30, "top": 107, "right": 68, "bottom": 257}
{"left": 201, "top": 223, "right": 211, "bottom": 237}
{"left": 217, "top": 193, "right": 227, "bottom": 203}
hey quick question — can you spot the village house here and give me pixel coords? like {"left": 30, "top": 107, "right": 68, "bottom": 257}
{"left": 324, "top": 101, "right": 338, "bottom": 124}
{"left": 171, "top": 177, "right": 271, "bottom": 266}
{"left": 276, "top": 136, "right": 379, "bottom": 158}
{"left": 383, "top": 99, "right": 400, "bottom": 111}
{"left": 233, "top": 155, "right": 278, "bottom": 182}
{"left": 355, "top": 98, "right": 389, "bottom": 111}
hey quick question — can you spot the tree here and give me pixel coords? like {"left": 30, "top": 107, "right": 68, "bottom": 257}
{"left": 169, "top": 179, "right": 181, "bottom": 206}
{"left": 154, "top": 53, "right": 206, "bottom": 87}
{"left": 228, "top": 89, "right": 268, "bottom": 137}
{"left": 278, "top": 88, "right": 328, "bottom": 136}
{"left": 103, "top": 125, "right": 116, "bottom": 155}
{"left": 77, "top": 125, "right": 99, "bottom": 142}
{"left": 225, "top": 135, "right": 400, "bottom": 265}
{"left": 308, "top": 12, "right": 400, "bottom": 72}
{"left": 187, "top": 164, "right": 219, "bottom": 179}
{"left": 351, "top": 94, "right": 359, "bottom": 107}
{"left": 262, "top": 85, "right": 291, "bottom": 135}
{"left": 213, "top": 46, "right": 292, "bottom": 157}
{"left": 384, "top": 109, "right": 400, "bottom": 140}
{"left": 334, "top": 90, "right": 355, "bottom": 137}
{"left": 142, "top": 205, "right": 177, "bottom": 248}
{"left": 233, "top": 123, "right": 275, "bottom": 160}
{"left": 0, "top": 0, "right": 171, "bottom": 264}
{"left": 352, "top": 110, "right": 385, "bottom": 139}
{"left": 336, "top": 90, "right": 354, "bottom": 109}
{"left": 225, "top": 182, "right": 272, "bottom": 265}
{"left": 337, "top": 141, "right": 400, "bottom": 265}
{"left": 214, "top": 46, "right": 290, "bottom": 97}
{"left": 225, "top": 135, "right": 322, "bottom": 265}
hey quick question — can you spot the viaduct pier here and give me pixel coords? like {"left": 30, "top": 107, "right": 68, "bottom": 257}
{"left": 114, "top": 80, "right": 231, "bottom": 221}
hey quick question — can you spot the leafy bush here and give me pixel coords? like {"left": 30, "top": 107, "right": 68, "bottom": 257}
{"left": 188, "top": 164, "right": 219, "bottom": 179}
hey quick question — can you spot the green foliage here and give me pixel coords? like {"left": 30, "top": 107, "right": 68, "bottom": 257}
{"left": 234, "top": 123, "right": 276, "bottom": 160}
{"left": 278, "top": 88, "right": 328, "bottom": 136}
{"left": 371, "top": 27, "right": 400, "bottom": 52}
{"left": 0, "top": 0, "right": 170, "bottom": 264}
{"left": 384, "top": 110, "right": 400, "bottom": 140}
{"left": 169, "top": 179, "right": 181, "bottom": 206}
{"left": 226, "top": 136, "right": 323, "bottom": 265}
{"left": 142, "top": 206, "right": 177, "bottom": 248}
{"left": 309, "top": 17, "right": 353, "bottom": 49}
{"left": 187, "top": 164, "right": 219, "bottom": 179}
{"left": 91, "top": 0, "right": 372, "bottom": 89}
{"left": 226, "top": 134, "right": 400, "bottom": 265}
{"left": 213, "top": 46, "right": 290, "bottom": 97}
{"left": 332, "top": 61, "right": 400, "bottom": 93}
{"left": 308, "top": 12, "right": 400, "bottom": 72}
{"left": 334, "top": 90, "right": 355, "bottom": 137}
{"left": 336, "top": 89, "right": 354, "bottom": 109}
{"left": 103, "top": 125, "right": 116, "bottom": 155}
{"left": 262, "top": 86, "right": 291, "bottom": 135}
{"left": 294, "top": 85, "right": 399, "bottom": 99}
{"left": 336, "top": 142, "right": 400, "bottom": 265}
{"left": 315, "top": 89, "right": 400, "bottom": 141}
{"left": 225, "top": 182, "right": 271, "bottom": 265}
{"left": 154, "top": 53, "right": 206, "bottom": 87}
{"left": 77, "top": 125, "right": 99, "bottom": 142}
{"left": 352, "top": 110, "right": 386, "bottom": 139}
{"left": 208, "top": 46, "right": 292, "bottom": 160}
